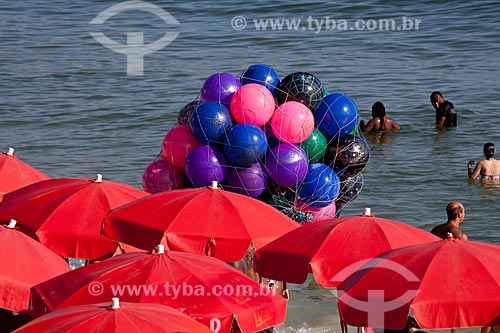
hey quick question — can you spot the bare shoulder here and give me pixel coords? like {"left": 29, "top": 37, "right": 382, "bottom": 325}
{"left": 456, "top": 230, "right": 468, "bottom": 240}
{"left": 363, "top": 119, "right": 377, "bottom": 132}
{"left": 430, "top": 224, "right": 441, "bottom": 233}
{"left": 431, "top": 223, "right": 464, "bottom": 239}
{"left": 431, "top": 224, "right": 445, "bottom": 237}
{"left": 477, "top": 160, "right": 489, "bottom": 170}
{"left": 448, "top": 227, "right": 468, "bottom": 240}
{"left": 387, "top": 117, "right": 400, "bottom": 130}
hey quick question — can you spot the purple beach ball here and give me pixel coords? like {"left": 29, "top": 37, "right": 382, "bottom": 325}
{"left": 223, "top": 162, "right": 268, "bottom": 198}
{"left": 200, "top": 72, "right": 241, "bottom": 106}
{"left": 265, "top": 143, "right": 308, "bottom": 186}
{"left": 185, "top": 145, "right": 228, "bottom": 187}
{"left": 142, "top": 159, "right": 184, "bottom": 194}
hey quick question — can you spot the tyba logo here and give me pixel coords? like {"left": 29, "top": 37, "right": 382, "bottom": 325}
{"left": 331, "top": 258, "right": 420, "bottom": 329}
{"left": 89, "top": 0, "right": 179, "bottom": 75}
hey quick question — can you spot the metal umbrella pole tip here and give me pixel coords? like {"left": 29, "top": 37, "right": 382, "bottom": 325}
{"left": 7, "top": 147, "right": 14, "bottom": 156}
{"left": 211, "top": 180, "right": 218, "bottom": 189}
{"left": 364, "top": 207, "right": 371, "bottom": 216}
{"left": 95, "top": 174, "right": 103, "bottom": 183}
{"left": 7, "top": 219, "right": 17, "bottom": 228}
{"left": 156, "top": 244, "right": 165, "bottom": 254}
{"left": 111, "top": 297, "right": 120, "bottom": 310}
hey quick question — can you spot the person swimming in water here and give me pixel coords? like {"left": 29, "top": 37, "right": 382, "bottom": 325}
{"left": 431, "top": 202, "right": 468, "bottom": 240}
{"left": 360, "top": 101, "right": 400, "bottom": 132}
{"left": 430, "top": 91, "right": 457, "bottom": 127}
{"left": 468, "top": 142, "right": 500, "bottom": 180}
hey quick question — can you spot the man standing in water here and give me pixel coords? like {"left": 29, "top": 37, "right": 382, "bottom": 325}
{"left": 430, "top": 91, "right": 457, "bottom": 127}
{"left": 431, "top": 202, "right": 468, "bottom": 240}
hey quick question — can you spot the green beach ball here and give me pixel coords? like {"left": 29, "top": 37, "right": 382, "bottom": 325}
{"left": 349, "top": 125, "right": 361, "bottom": 136}
{"left": 300, "top": 128, "right": 328, "bottom": 163}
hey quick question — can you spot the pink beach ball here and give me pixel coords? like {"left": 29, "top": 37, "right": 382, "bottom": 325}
{"left": 230, "top": 83, "right": 276, "bottom": 126}
{"left": 297, "top": 199, "right": 337, "bottom": 222}
{"left": 161, "top": 126, "right": 201, "bottom": 169}
{"left": 271, "top": 101, "right": 314, "bottom": 144}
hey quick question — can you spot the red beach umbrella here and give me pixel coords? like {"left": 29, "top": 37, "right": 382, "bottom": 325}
{"left": 337, "top": 235, "right": 500, "bottom": 330}
{"left": 0, "top": 174, "right": 149, "bottom": 260}
{"left": 15, "top": 298, "right": 213, "bottom": 333}
{"left": 0, "top": 220, "right": 70, "bottom": 312}
{"left": 102, "top": 181, "right": 299, "bottom": 261}
{"left": 0, "top": 147, "right": 50, "bottom": 202}
{"left": 30, "top": 246, "right": 287, "bottom": 333}
{"left": 254, "top": 208, "right": 440, "bottom": 287}
{"left": 117, "top": 242, "right": 146, "bottom": 254}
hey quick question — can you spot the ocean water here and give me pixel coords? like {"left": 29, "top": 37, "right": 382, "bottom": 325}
{"left": 1, "top": 1, "right": 499, "bottom": 331}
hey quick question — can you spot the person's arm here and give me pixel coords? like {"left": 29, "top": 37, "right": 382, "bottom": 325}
{"left": 435, "top": 103, "right": 446, "bottom": 126}
{"left": 481, "top": 327, "right": 492, "bottom": 333}
{"left": 359, "top": 119, "right": 366, "bottom": 131}
{"left": 468, "top": 160, "right": 482, "bottom": 179}
{"left": 436, "top": 115, "right": 445, "bottom": 126}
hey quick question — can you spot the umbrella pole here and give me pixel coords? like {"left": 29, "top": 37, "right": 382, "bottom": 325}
{"left": 338, "top": 301, "right": 348, "bottom": 333}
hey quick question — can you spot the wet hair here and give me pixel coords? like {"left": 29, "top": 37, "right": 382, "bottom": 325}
{"left": 430, "top": 91, "right": 443, "bottom": 104}
{"left": 446, "top": 203, "right": 463, "bottom": 220}
{"left": 484, "top": 142, "right": 495, "bottom": 158}
{"left": 371, "top": 101, "right": 386, "bottom": 130}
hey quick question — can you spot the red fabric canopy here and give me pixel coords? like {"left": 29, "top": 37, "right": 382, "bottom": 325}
{"left": 102, "top": 185, "right": 299, "bottom": 261}
{"left": 0, "top": 176, "right": 148, "bottom": 260}
{"left": 0, "top": 149, "right": 49, "bottom": 202}
{"left": 338, "top": 237, "right": 500, "bottom": 329}
{"left": 0, "top": 223, "right": 70, "bottom": 312}
{"left": 255, "top": 213, "right": 440, "bottom": 287}
{"left": 30, "top": 250, "right": 287, "bottom": 333}
{"left": 15, "top": 300, "right": 213, "bottom": 333}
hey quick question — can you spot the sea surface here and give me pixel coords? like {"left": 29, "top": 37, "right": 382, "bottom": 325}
{"left": 1, "top": 0, "right": 499, "bottom": 332}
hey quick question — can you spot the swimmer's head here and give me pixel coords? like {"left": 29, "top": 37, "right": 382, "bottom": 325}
{"left": 446, "top": 201, "right": 464, "bottom": 221}
{"left": 372, "top": 101, "right": 386, "bottom": 118}
{"left": 484, "top": 142, "right": 495, "bottom": 158}
{"left": 430, "top": 91, "right": 444, "bottom": 109}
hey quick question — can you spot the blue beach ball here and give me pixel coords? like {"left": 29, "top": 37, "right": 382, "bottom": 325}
{"left": 241, "top": 64, "right": 280, "bottom": 95}
{"left": 189, "top": 102, "right": 232, "bottom": 144}
{"left": 298, "top": 163, "right": 340, "bottom": 208}
{"left": 223, "top": 123, "right": 268, "bottom": 167}
{"left": 315, "top": 93, "right": 359, "bottom": 138}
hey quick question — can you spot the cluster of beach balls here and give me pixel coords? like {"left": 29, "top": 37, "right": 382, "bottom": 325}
{"left": 142, "top": 64, "right": 368, "bottom": 222}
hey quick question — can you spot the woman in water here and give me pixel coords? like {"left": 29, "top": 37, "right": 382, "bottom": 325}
{"left": 360, "top": 101, "right": 400, "bottom": 132}
{"left": 468, "top": 142, "right": 500, "bottom": 180}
